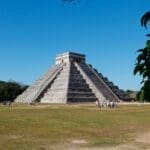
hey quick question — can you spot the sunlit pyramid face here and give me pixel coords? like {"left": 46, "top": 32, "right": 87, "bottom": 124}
{"left": 15, "top": 52, "right": 130, "bottom": 104}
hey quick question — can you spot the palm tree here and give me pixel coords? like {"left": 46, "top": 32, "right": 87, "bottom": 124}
{"left": 134, "top": 10, "right": 150, "bottom": 102}
{"left": 141, "top": 11, "right": 150, "bottom": 28}
{"left": 134, "top": 40, "right": 150, "bottom": 80}
{"left": 134, "top": 40, "right": 150, "bottom": 101}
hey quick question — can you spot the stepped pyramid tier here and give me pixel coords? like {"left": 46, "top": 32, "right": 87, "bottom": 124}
{"left": 15, "top": 52, "right": 130, "bottom": 103}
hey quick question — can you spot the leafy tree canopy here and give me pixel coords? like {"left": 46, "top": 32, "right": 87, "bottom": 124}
{"left": 134, "top": 10, "right": 150, "bottom": 102}
{"left": 141, "top": 11, "right": 150, "bottom": 28}
{"left": 0, "top": 81, "right": 28, "bottom": 103}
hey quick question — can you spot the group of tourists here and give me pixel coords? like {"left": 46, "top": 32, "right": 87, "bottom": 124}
{"left": 95, "top": 100, "right": 117, "bottom": 109}
{"left": 2, "top": 100, "right": 12, "bottom": 107}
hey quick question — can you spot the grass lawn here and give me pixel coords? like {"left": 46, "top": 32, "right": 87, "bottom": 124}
{"left": 0, "top": 103, "right": 150, "bottom": 150}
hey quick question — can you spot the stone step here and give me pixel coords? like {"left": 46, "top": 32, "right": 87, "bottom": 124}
{"left": 69, "top": 83, "right": 90, "bottom": 89}
{"left": 68, "top": 88, "right": 92, "bottom": 92}
{"left": 47, "top": 88, "right": 67, "bottom": 92}
{"left": 89, "top": 65, "right": 130, "bottom": 101}
{"left": 67, "top": 97, "right": 98, "bottom": 103}
{"left": 68, "top": 92, "right": 95, "bottom": 97}
{"left": 43, "top": 92, "right": 66, "bottom": 97}
{"left": 41, "top": 95, "right": 66, "bottom": 103}
{"left": 50, "top": 82, "right": 67, "bottom": 86}
{"left": 69, "top": 80, "right": 86, "bottom": 84}
{"left": 69, "top": 75, "right": 83, "bottom": 78}
{"left": 70, "top": 70, "right": 80, "bottom": 74}
{"left": 78, "top": 63, "right": 118, "bottom": 101}
{"left": 69, "top": 78, "right": 85, "bottom": 82}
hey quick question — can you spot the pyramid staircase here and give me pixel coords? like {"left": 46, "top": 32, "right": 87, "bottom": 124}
{"left": 15, "top": 52, "right": 130, "bottom": 103}
{"left": 15, "top": 64, "right": 64, "bottom": 103}
{"left": 75, "top": 62, "right": 120, "bottom": 101}
{"left": 76, "top": 63, "right": 129, "bottom": 101}
{"left": 67, "top": 62, "right": 98, "bottom": 102}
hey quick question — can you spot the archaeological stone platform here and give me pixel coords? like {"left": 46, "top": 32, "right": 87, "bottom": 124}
{"left": 15, "top": 52, "right": 130, "bottom": 103}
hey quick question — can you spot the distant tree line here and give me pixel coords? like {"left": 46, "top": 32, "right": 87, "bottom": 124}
{"left": 0, "top": 81, "right": 28, "bottom": 103}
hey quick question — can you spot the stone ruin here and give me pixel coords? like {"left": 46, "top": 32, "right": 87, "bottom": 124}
{"left": 15, "top": 52, "right": 130, "bottom": 103}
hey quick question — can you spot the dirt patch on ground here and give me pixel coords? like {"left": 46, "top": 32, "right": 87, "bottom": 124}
{"left": 136, "top": 132, "right": 150, "bottom": 144}
{"left": 72, "top": 139, "right": 88, "bottom": 144}
{"left": 0, "top": 134, "right": 23, "bottom": 140}
{"left": 66, "top": 144, "right": 138, "bottom": 150}
{"left": 65, "top": 132, "right": 150, "bottom": 150}
{"left": 9, "top": 135, "right": 22, "bottom": 139}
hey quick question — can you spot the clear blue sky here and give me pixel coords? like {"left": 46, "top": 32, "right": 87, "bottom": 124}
{"left": 0, "top": 0, "right": 149, "bottom": 90}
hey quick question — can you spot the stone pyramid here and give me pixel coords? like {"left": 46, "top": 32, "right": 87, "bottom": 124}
{"left": 15, "top": 52, "right": 130, "bottom": 103}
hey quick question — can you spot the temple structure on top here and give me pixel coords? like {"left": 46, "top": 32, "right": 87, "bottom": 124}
{"left": 15, "top": 52, "right": 130, "bottom": 103}
{"left": 56, "top": 52, "right": 85, "bottom": 64}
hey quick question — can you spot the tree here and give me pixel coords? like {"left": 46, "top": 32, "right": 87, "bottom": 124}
{"left": 0, "top": 81, "right": 28, "bottom": 103}
{"left": 134, "top": 11, "right": 150, "bottom": 102}
{"left": 134, "top": 41, "right": 150, "bottom": 101}
{"left": 141, "top": 11, "right": 150, "bottom": 28}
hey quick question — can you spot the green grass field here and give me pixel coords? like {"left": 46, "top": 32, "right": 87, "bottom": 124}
{"left": 0, "top": 103, "right": 150, "bottom": 150}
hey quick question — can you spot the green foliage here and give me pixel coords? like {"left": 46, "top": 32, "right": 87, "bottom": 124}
{"left": 142, "top": 80, "right": 150, "bottom": 101}
{"left": 136, "top": 90, "right": 145, "bottom": 102}
{"left": 0, "top": 81, "right": 28, "bottom": 102}
{"left": 134, "top": 40, "right": 150, "bottom": 102}
{"left": 134, "top": 40, "right": 150, "bottom": 81}
{"left": 126, "top": 90, "right": 137, "bottom": 100}
{"left": 141, "top": 11, "right": 150, "bottom": 28}
{"left": 134, "top": 8, "right": 150, "bottom": 102}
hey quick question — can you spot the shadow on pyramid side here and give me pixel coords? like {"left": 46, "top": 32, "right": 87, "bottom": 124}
{"left": 15, "top": 52, "right": 130, "bottom": 104}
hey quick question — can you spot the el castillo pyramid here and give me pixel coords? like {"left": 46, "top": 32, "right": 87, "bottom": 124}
{"left": 15, "top": 52, "right": 130, "bottom": 103}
